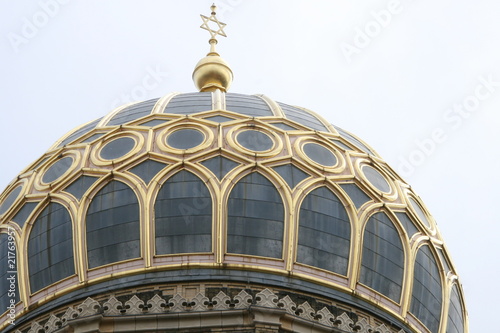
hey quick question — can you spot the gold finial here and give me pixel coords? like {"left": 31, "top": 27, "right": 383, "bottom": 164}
{"left": 193, "top": 4, "right": 233, "bottom": 92}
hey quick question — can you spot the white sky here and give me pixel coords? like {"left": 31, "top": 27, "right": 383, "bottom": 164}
{"left": 1, "top": 1, "right": 498, "bottom": 331}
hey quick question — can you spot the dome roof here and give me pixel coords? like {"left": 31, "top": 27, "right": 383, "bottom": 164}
{"left": 0, "top": 92, "right": 466, "bottom": 333}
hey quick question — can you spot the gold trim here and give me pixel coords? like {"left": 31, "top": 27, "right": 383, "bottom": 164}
{"left": 34, "top": 151, "right": 81, "bottom": 191}
{"left": 98, "top": 101, "right": 139, "bottom": 127}
{"left": 91, "top": 131, "right": 145, "bottom": 166}
{"left": 151, "top": 92, "right": 180, "bottom": 114}
{"left": 226, "top": 124, "right": 283, "bottom": 158}
{"left": 157, "top": 123, "right": 214, "bottom": 155}
{"left": 255, "top": 94, "right": 285, "bottom": 117}
{"left": 355, "top": 159, "right": 398, "bottom": 201}
{"left": 404, "top": 190, "right": 437, "bottom": 234}
{"left": 294, "top": 136, "right": 346, "bottom": 173}
{"left": 0, "top": 179, "right": 27, "bottom": 219}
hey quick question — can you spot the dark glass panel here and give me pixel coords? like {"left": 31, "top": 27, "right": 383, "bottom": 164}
{"left": 446, "top": 284, "right": 464, "bottom": 333}
{"left": 227, "top": 173, "right": 284, "bottom": 258}
{"left": 204, "top": 115, "right": 234, "bottom": 123}
{"left": 81, "top": 133, "right": 105, "bottom": 143}
{"left": 164, "top": 92, "right": 212, "bottom": 114}
{"left": 0, "top": 186, "right": 22, "bottom": 216}
{"left": 273, "top": 164, "right": 309, "bottom": 189}
{"left": 167, "top": 129, "right": 204, "bottom": 149}
{"left": 107, "top": 98, "right": 159, "bottom": 126}
{"left": 139, "top": 119, "right": 168, "bottom": 127}
{"left": 129, "top": 160, "right": 167, "bottom": 185}
{"left": 297, "top": 187, "right": 350, "bottom": 275}
{"left": 42, "top": 157, "right": 73, "bottom": 184}
{"left": 225, "top": 93, "right": 273, "bottom": 117}
{"left": 0, "top": 233, "right": 19, "bottom": 311}
{"left": 86, "top": 181, "right": 140, "bottom": 268}
{"left": 12, "top": 202, "right": 39, "bottom": 229}
{"left": 100, "top": 137, "right": 135, "bottom": 160}
{"left": 360, "top": 212, "right": 404, "bottom": 302}
{"left": 28, "top": 203, "right": 75, "bottom": 292}
{"left": 64, "top": 176, "right": 99, "bottom": 201}
{"left": 339, "top": 183, "right": 371, "bottom": 209}
{"left": 395, "top": 212, "right": 419, "bottom": 238}
{"left": 278, "top": 102, "right": 329, "bottom": 132}
{"left": 58, "top": 118, "right": 102, "bottom": 147}
{"left": 333, "top": 125, "right": 374, "bottom": 155}
{"left": 362, "top": 165, "right": 390, "bottom": 193}
{"left": 270, "top": 123, "right": 297, "bottom": 131}
{"left": 329, "top": 139, "right": 353, "bottom": 151}
{"left": 409, "top": 197, "right": 431, "bottom": 227}
{"left": 201, "top": 156, "right": 239, "bottom": 180}
{"left": 410, "top": 245, "right": 442, "bottom": 333}
{"left": 303, "top": 143, "right": 337, "bottom": 166}
{"left": 237, "top": 130, "right": 273, "bottom": 151}
{"left": 155, "top": 171, "right": 212, "bottom": 254}
{"left": 437, "top": 248, "right": 451, "bottom": 273}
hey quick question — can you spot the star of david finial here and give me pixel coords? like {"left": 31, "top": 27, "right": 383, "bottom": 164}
{"left": 200, "top": 4, "right": 227, "bottom": 41}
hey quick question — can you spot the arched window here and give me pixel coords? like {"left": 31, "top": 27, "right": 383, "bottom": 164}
{"left": 154, "top": 171, "right": 212, "bottom": 254}
{"left": 227, "top": 173, "right": 284, "bottom": 258}
{"left": 410, "top": 244, "right": 442, "bottom": 333}
{"left": 297, "top": 187, "right": 350, "bottom": 275}
{"left": 86, "top": 181, "right": 140, "bottom": 268}
{"left": 28, "top": 203, "right": 75, "bottom": 293}
{"left": 446, "top": 284, "right": 465, "bottom": 333}
{"left": 1, "top": 232, "right": 19, "bottom": 310}
{"left": 360, "top": 212, "right": 404, "bottom": 303}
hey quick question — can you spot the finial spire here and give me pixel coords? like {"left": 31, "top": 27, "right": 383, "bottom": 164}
{"left": 193, "top": 4, "right": 233, "bottom": 92}
{"left": 199, "top": 4, "right": 227, "bottom": 55}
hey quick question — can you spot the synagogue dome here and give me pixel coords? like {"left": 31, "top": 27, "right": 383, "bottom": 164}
{"left": 0, "top": 5, "right": 467, "bottom": 333}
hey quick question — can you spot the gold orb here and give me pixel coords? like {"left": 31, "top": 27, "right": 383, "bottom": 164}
{"left": 192, "top": 53, "right": 233, "bottom": 92}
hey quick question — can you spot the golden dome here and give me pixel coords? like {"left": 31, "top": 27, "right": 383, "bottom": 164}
{"left": 0, "top": 5, "right": 467, "bottom": 333}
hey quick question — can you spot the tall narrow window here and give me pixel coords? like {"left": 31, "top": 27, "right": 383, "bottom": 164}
{"left": 446, "top": 284, "right": 465, "bottom": 333}
{"left": 360, "top": 212, "right": 404, "bottom": 303}
{"left": 410, "top": 244, "right": 442, "bottom": 333}
{"left": 297, "top": 187, "right": 351, "bottom": 275}
{"left": 227, "top": 173, "right": 284, "bottom": 258}
{"left": 28, "top": 203, "right": 75, "bottom": 293}
{"left": 86, "top": 181, "right": 140, "bottom": 268}
{"left": 155, "top": 171, "right": 212, "bottom": 254}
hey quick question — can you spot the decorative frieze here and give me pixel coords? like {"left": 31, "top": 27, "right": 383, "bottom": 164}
{"left": 14, "top": 288, "right": 409, "bottom": 333}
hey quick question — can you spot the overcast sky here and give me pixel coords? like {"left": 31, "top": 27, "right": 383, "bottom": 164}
{"left": 1, "top": 1, "right": 499, "bottom": 331}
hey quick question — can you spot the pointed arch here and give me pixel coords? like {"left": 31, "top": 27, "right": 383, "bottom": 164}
{"left": 227, "top": 172, "right": 284, "bottom": 258}
{"left": 296, "top": 186, "right": 351, "bottom": 276}
{"left": 28, "top": 202, "right": 75, "bottom": 293}
{"left": 360, "top": 212, "right": 405, "bottom": 303}
{"left": 85, "top": 180, "right": 140, "bottom": 269}
{"left": 446, "top": 283, "right": 465, "bottom": 333}
{"left": 154, "top": 170, "right": 212, "bottom": 254}
{"left": 410, "top": 244, "right": 443, "bottom": 333}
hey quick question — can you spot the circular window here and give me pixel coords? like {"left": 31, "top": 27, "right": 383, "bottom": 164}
{"left": 303, "top": 143, "right": 337, "bottom": 166}
{"left": 167, "top": 129, "right": 204, "bottom": 149}
{"left": 100, "top": 137, "right": 136, "bottom": 160}
{"left": 362, "top": 165, "right": 391, "bottom": 193}
{"left": 42, "top": 157, "right": 74, "bottom": 183}
{"left": 237, "top": 130, "right": 274, "bottom": 152}
{"left": 409, "top": 197, "right": 431, "bottom": 228}
{"left": 0, "top": 185, "right": 23, "bottom": 216}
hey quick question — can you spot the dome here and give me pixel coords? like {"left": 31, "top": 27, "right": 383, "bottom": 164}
{"left": 0, "top": 91, "right": 466, "bottom": 333}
